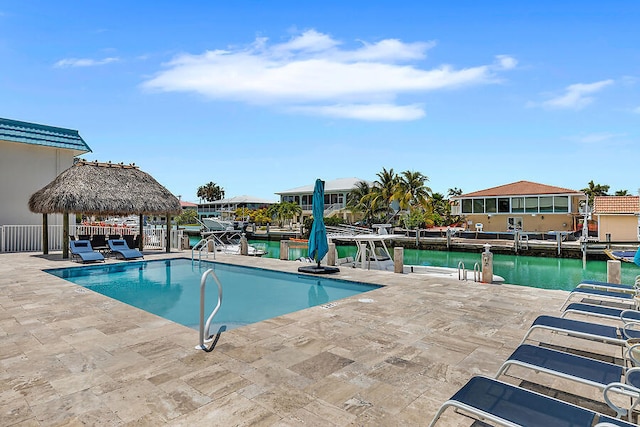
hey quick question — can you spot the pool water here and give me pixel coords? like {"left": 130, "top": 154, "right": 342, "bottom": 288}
{"left": 46, "top": 258, "right": 380, "bottom": 331}
{"left": 251, "top": 240, "right": 640, "bottom": 291}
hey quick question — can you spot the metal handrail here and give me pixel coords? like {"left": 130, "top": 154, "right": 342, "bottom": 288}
{"left": 195, "top": 268, "right": 223, "bottom": 351}
{"left": 473, "top": 262, "right": 481, "bottom": 282}
{"left": 457, "top": 261, "right": 467, "bottom": 281}
{"left": 191, "top": 236, "right": 215, "bottom": 261}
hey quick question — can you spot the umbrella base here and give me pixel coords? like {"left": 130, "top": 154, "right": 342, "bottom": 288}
{"left": 297, "top": 265, "right": 340, "bottom": 274}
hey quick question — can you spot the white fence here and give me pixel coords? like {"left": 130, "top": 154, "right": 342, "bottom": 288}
{"left": 0, "top": 224, "right": 184, "bottom": 253}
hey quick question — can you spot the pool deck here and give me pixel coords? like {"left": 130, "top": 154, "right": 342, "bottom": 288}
{"left": 0, "top": 250, "right": 629, "bottom": 426}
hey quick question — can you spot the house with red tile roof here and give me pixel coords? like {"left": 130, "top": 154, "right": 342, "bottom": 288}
{"left": 593, "top": 196, "right": 640, "bottom": 242}
{"left": 451, "top": 180, "right": 586, "bottom": 233}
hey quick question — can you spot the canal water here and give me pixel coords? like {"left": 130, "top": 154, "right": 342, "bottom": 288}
{"left": 252, "top": 239, "right": 640, "bottom": 292}
{"left": 188, "top": 235, "right": 640, "bottom": 291}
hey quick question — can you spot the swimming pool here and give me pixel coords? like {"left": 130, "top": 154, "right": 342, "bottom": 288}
{"left": 45, "top": 258, "right": 380, "bottom": 331}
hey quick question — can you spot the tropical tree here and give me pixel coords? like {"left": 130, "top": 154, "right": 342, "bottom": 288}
{"left": 196, "top": 181, "right": 225, "bottom": 202}
{"left": 402, "top": 208, "right": 432, "bottom": 229}
{"left": 370, "top": 167, "right": 399, "bottom": 222}
{"left": 281, "top": 201, "right": 302, "bottom": 229}
{"left": 234, "top": 207, "right": 251, "bottom": 221}
{"left": 395, "top": 170, "right": 432, "bottom": 210}
{"left": 347, "top": 180, "right": 382, "bottom": 225}
{"left": 428, "top": 192, "right": 448, "bottom": 223}
{"left": 267, "top": 201, "right": 302, "bottom": 228}
{"left": 447, "top": 187, "right": 463, "bottom": 197}
{"left": 267, "top": 203, "right": 282, "bottom": 226}
{"left": 175, "top": 209, "right": 198, "bottom": 225}
{"left": 615, "top": 189, "right": 630, "bottom": 196}
{"left": 251, "top": 208, "right": 272, "bottom": 225}
{"left": 581, "top": 180, "right": 609, "bottom": 206}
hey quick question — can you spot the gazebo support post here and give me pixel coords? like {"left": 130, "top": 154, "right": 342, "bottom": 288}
{"left": 165, "top": 213, "right": 171, "bottom": 253}
{"left": 138, "top": 213, "right": 144, "bottom": 251}
{"left": 62, "top": 212, "right": 69, "bottom": 259}
{"left": 42, "top": 214, "right": 49, "bottom": 255}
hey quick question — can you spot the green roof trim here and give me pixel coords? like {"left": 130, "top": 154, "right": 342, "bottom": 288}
{"left": 0, "top": 117, "right": 92, "bottom": 153}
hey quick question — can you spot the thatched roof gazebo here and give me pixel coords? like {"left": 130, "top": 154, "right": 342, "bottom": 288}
{"left": 29, "top": 160, "right": 182, "bottom": 258}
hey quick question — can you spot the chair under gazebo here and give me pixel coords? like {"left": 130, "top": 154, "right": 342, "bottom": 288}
{"left": 29, "top": 160, "right": 182, "bottom": 258}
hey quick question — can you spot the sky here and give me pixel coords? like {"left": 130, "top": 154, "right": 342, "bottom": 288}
{"left": 1, "top": 1, "right": 638, "bottom": 202}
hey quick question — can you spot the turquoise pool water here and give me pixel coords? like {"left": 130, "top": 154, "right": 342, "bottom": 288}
{"left": 46, "top": 258, "right": 380, "bottom": 331}
{"left": 251, "top": 240, "right": 640, "bottom": 291}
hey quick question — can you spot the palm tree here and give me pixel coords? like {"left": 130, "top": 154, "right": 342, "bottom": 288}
{"left": 447, "top": 187, "right": 463, "bottom": 198}
{"left": 281, "top": 201, "right": 302, "bottom": 229}
{"left": 267, "top": 203, "right": 282, "bottom": 226}
{"left": 581, "top": 180, "right": 609, "bottom": 206}
{"left": 615, "top": 189, "right": 630, "bottom": 196}
{"left": 430, "top": 193, "right": 449, "bottom": 217}
{"left": 196, "top": 181, "right": 225, "bottom": 202}
{"left": 347, "top": 181, "right": 382, "bottom": 225}
{"left": 396, "top": 170, "right": 432, "bottom": 210}
{"left": 370, "top": 167, "right": 399, "bottom": 222}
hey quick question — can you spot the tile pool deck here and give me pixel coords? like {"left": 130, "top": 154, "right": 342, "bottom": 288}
{"left": 0, "top": 250, "right": 627, "bottom": 426}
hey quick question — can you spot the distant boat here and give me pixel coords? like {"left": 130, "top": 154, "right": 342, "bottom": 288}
{"left": 328, "top": 225, "right": 505, "bottom": 283}
{"left": 198, "top": 230, "right": 267, "bottom": 257}
{"left": 604, "top": 248, "right": 640, "bottom": 264}
{"left": 201, "top": 217, "right": 235, "bottom": 231}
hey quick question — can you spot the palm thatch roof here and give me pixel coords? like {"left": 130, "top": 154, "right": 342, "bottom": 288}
{"left": 29, "top": 160, "right": 182, "bottom": 215}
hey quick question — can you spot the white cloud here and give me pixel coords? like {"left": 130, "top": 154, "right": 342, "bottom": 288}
{"left": 539, "top": 79, "right": 613, "bottom": 110}
{"left": 54, "top": 57, "right": 119, "bottom": 68}
{"left": 568, "top": 132, "right": 626, "bottom": 144}
{"left": 292, "top": 103, "right": 426, "bottom": 121}
{"left": 142, "top": 30, "right": 516, "bottom": 121}
{"left": 495, "top": 54, "right": 517, "bottom": 70}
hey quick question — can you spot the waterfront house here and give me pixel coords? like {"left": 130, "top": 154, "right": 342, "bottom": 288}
{"left": 276, "top": 177, "right": 370, "bottom": 223}
{"left": 0, "top": 118, "right": 91, "bottom": 228}
{"left": 198, "top": 195, "right": 275, "bottom": 220}
{"left": 592, "top": 196, "right": 640, "bottom": 242}
{"left": 451, "top": 180, "right": 586, "bottom": 233}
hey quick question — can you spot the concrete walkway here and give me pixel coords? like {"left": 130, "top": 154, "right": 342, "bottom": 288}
{"left": 0, "top": 251, "right": 624, "bottom": 425}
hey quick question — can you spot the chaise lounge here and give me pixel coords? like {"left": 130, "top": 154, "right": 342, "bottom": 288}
{"left": 108, "top": 239, "right": 144, "bottom": 260}
{"left": 519, "top": 315, "right": 640, "bottom": 347}
{"left": 495, "top": 344, "right": 640, "bottom": 419}
{"left": 69, "top": 240, "right": 105, "bottom": 263}
{"left": 429, "top": 376, "right": 637, "bottom": 426}
{"left": 561, "top": 287, "right": 637, "bottom": 310}
{"left": 563, "top": 302, "right": 640, "bottom": 323}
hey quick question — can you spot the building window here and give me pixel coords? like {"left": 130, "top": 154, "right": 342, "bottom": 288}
{"left": 507, "top": 217, "right": 523, "bottom": 231}
{"left": 525, "top": 197, "right": 538, "bottom": 213}
{"left": 498, "top": 198, "right": 510, "bottom": 213}
{"left": 462, "top": 199, "right": 473, "bottom": 213}
{"left": 485, "top": 198, "right": 497, "bottom": 213}
{"left": 473, "top": 199, "right": 485, "bottom": 213}
{"left": 512, "top": 197, "right": 524, "bottom": 213}
{"left": 539, "top": 196, "right": 553, "bottom": 213}
{"left": 553, "top": 196, "right": 569, "bottom": 212}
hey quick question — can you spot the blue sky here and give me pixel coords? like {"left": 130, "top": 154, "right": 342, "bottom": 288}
{"left": 2, "top": 1, "right": 638, "bottom": 202}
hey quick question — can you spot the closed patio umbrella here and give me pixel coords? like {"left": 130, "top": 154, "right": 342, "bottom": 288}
{"left": 298, "top": 179, "right": 338, "bottom": 274}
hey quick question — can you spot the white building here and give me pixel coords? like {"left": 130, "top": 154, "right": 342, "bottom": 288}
{"left": 198, "top": 195, "right": 276, "bottom": 220}
{"left": 0, "top": 117, "right": 92, "bottom": 226}
{"left": 276, "top": 177, "right": 370, "bottom": 223}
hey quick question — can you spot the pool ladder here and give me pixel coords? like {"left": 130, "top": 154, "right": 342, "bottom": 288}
{"left": 195, "top": 268, "right": 223, "bottom": 351}
{"left": 457, "top": 261, "right": 481, "bottom": 282}
{"left": 192, "top": 235, "right": 219, "bottom": 262}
